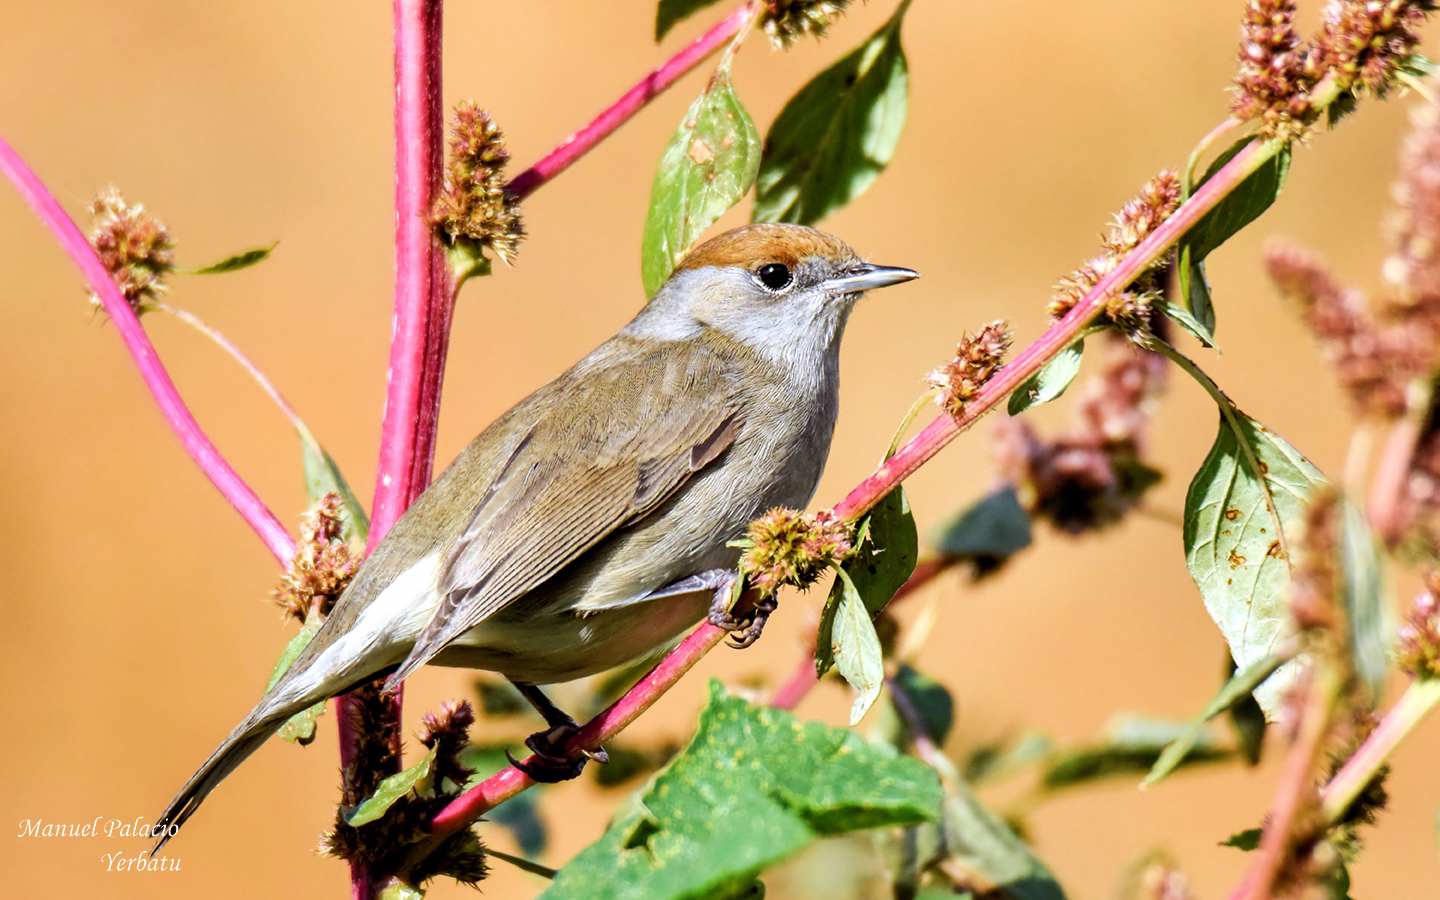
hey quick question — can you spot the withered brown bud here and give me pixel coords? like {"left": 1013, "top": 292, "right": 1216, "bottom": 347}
{"left": 738, "top": 507, "right": 854, "bottom": 597}
{"left": 761, "top": 0, "right": 853, "bottom": 48}
{"left": 274, "top": 493, "right": 361, "bottom": 622}
{"left": 431, "top": 102, "right": 524, "bottom": 264}
{"left": 88, "top": 187, "right": 175, "bottom": 315}
{"left": 926, "top": 320, "right": 1012, "bottom": 417}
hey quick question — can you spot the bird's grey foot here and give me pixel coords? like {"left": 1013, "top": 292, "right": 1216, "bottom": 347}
{"left": 506, "top": 681, "right": 608, "bottom": 783}
{"left": 706, "top": 583, "right": 776, "bottom": 650}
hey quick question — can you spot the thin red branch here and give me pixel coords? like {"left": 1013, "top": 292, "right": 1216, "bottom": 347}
{"left": 0, "top": 135, "right": 296, "bottom": 564}
{"left": 505, "top": 4, "right": 753, "bottom": 201}
{"left": 1367, "top": 409, "right": 1424, "bottom": 546}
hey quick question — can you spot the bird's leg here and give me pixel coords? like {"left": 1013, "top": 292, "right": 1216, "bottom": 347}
{"left": 701, "top": 569, "right": 774, "bottom": 649}
{"left": 506, "top": 681, "right": 608, "bottom": 783}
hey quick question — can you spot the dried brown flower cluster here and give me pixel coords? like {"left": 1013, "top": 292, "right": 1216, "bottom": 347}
{"left": 737, "top": 507, "right": 853, "bottom": 597}
{"left": 431, "top": 102, "right": 523, "bottom": 264}
{"left": 325, "top": 697, "right": 488, "bottom": 887}
{"left": 1049, "top": 171, "right": 1182, "bottom": 321}
{"left": 88, "top": 187, "right": 175, "bottom": 315}
{"left": 1396, "top": 569, "right": 1440, "bottom": 676}
{"left": 925, "top": 320, "right": 1012, "bottom": 417}
{"left": 994, "top": 332, "right": 1166, "bottom": 533}
{"left": 274, "top": 494, "right": 361, "bottom": 622}
{"left": 1232, "top": 0, "right": 1437, "bottom": 139}
{"left": 761, "top": 0, "right": 852, "bottom": 48}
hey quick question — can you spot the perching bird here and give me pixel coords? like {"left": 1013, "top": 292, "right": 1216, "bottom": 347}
{"left": 154, "top": 222, "right": 917, "bottom": 845}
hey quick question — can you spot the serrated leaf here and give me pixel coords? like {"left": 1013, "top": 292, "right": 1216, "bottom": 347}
{"left": 941, "top": 777, "right": 1066, "bottom": 900}
{"left": 263, "top": 614, "right": 326, "bottom": 744}
{"left": 893, "top": 664, "right": 954, "bottom": 745}
{"left": 1184, "top": 408, "right": 1325, "bottom": 717}
{"left": 641, "top": 60, "right": 762, "bottom": 298}
{"left": 833, "top": 567, "right": 885, "bottom": 725}
{"left": 1008, "top": 340, "right": 1084, "bottom": 415}
{"left": 1339, "top": 499, "right": 1389, "bottom": 702}
{"left": 181, "top": 241, "right": 278, "bottom": 275}
{"left": 1043, "top": 716, "right": 1229, "bottom": 791}
{"left": 817, "top": 486, "right": 918, "bottom": 676}
{"left": 1159, "top": 299, "right": 1217, "bottom": 350}
{"left": 346, "top": 747, "right": 438, "bottom": 826}
{"left": 935, "top": 487, "right": 1033, "bottom": 563}
{"left": 1143, "top": 653, "right": 1287, "bottom": 787}
{"left": 655, "top": 0, "right": 726, "bottom": 41}
{"left": 1221, "top": 828, "right": 1262, "bottom": 851}
{"left": 298, "top": 420, "right": 369, "bottom": 544}
{"left": 752, "top": 2, "right": 910, "bottom": 225}
{"left": 537, "top": 682, "right": 941, "bottom": 900}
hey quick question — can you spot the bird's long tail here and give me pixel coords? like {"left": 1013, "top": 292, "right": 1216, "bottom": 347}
{"left": 151, "top": 705, "right": 295, "bottom": 854}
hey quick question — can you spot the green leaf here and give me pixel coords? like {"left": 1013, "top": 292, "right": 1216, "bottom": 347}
{"left": 298, "top": 420, "right": 370, "bottom": 544}
{"left": 892, "top": 664, "right": 955, "bottom": 745}
{"left": 378, "top": 883, "right": 426, "bottom": 900}
{"left": 1008, "top": 340, "right": 1084, "bottom": 415}
{"left": 1143, "top": 653, "right": 1287, "bottom": 787}
{"left": 655, "top": 0, "right": 726, "bottom": 41}
{"left": 1042, "top": 716, "right": 1228, "bottom": 791}
{"left": 1184, "top": 407, "right": 1326, "bottom": 717}
{"left": 1221, "top": 828, "right": 1262, "bottom": 851}
{"left": 641, "top": 60, "right": 762, "bottom": 298}
{"left": 1186, "top": 140, "right": 1291, "bottom": 263}
{"left": 1339, "top": 499, "right": 1390, "bottom": 702}
{"left": 963, "top": 733, "right": 1055, "bottom": 786}
{"left": 181, "top": 241, "right": 278, "bottom": 275}
{"left": 1225, "top": 654, "right": 1269, "bottom": 766}
{"left": 940, "top": 777, "right": 1066, "bottom": 900}
{"left": 263, "top": 614, "right": 326, "bottom": 744}
{"left": 934, "top": 487, "right": 1033, "bottom": 575}
{"left": 537, "top": 682, "right": 941, "bottom": 900}
{"left": 817, "top": 486, "right": 918, "bottom": 677}
{"left": 832, "top": 567, "right": 885, "bottom": 725}
{"left": 346, "top": 747, "right": 438, "bottom": 826}
{"left": 1177, "top": 140, "right": 1292, "bottom": 337}
{"left": 752, "top": 2, "right": 910, "bottom": 225}
{"left": 1159, "top": 299, "right": 1217, "bottom": 350}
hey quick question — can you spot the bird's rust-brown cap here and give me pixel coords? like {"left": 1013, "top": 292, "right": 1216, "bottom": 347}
{"left": 674, "top": 223, "right": 859, "bottom": 274}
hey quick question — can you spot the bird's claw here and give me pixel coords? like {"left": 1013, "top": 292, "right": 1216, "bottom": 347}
{"left": 708, "top": 593, "right": 777, "bottom": 649}
{"left": 506, "top": 721, "right": 608, "bottom": 783}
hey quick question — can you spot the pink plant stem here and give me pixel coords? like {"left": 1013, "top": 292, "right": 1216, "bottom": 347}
{"left": 0, "top": 135, "right": 296, "bottom": 564}
{"left": 1320, "top": 676, "right": 1440, "bottom": 822}
{"left": 344, "top": 3, "right": 447, "bottom": 897}
{"left": 1367, "top": 410, "right": 1424, "bottom": 546}
{"left": 399, "top": 133, "right": 1284, "bottom": 880}
{"left": 505, "top": 4, "right": 753, "bottom": 201}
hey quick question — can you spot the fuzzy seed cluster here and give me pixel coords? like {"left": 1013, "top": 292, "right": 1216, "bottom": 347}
{"left": 88, "top": 187, "right": 175, "bottom": 315}
{"left": 761, "top": 0, "right": 853, "bottom": 48}
{"left": 431, "top": 102, "right": 524, "bottom": 264}
{"left": 739, "top": 507, "right": 854, "bottom": 598}
{"left": 1049, "top": 171, "right": 1182, "bottom": 322}
{"left": 274, "top": 494, "right": 360, "bottom": 622}
{"left": 926, "top": 320, "right": 1012, "bottom": 418}
{"left": 1397, "top": 570, "right": 1440, "bottom": 677}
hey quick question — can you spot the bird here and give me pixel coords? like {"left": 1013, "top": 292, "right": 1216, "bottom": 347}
{"left": 153, "top": 222, "right": 918, "bottom": 847}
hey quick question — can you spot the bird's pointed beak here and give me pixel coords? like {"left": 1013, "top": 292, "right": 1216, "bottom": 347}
{"left": 824, "top": 263, "right": 920, "bottom": 295}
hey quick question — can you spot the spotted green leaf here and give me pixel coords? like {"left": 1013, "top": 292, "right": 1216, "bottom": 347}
{"left": 1184, "top": 408, "right": 1324, "bottom": 717}
{"left": 752, "top": 0, "right": 911, "bottom": 225}
{"left": 537, "top": 682, "right": 941, "bottom": 900}
{"left": 641, "top": 60, "right": 761, "bottom": 298}
{"left": 832, "top": 567, "right": 885, "bottom": 725}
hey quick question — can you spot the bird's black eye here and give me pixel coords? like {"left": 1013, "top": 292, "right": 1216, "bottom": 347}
{"left": 756, "top": 263, "right": 792, "bottom": 291}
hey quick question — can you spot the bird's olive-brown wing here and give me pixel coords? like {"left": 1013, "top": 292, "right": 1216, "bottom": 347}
{"left": 386, "top": 340, "right": 745, "bottom": 685}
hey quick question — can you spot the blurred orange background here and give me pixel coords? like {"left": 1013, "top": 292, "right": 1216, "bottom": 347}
{"left": 3, "top": 1, "right": 1438, "bottom": 898}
